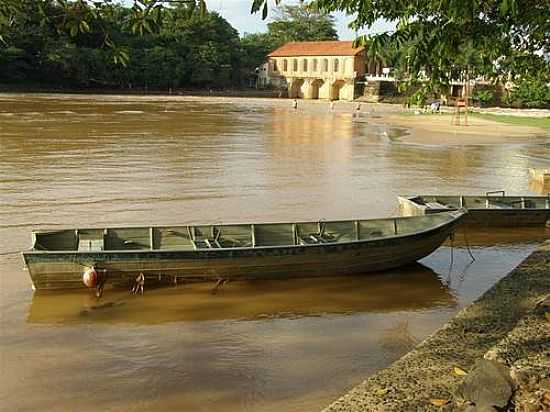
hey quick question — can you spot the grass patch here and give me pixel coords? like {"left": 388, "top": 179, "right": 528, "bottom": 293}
{"left": 470, "top": 113, "right": 550, "bottom": 130}
{"left": 398, "top": 111, "right": 550, "bottom": 130}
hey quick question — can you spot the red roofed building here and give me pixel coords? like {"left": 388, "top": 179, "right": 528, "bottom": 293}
{"left": 260, "top": 41, "right": 367, "bottom": 101}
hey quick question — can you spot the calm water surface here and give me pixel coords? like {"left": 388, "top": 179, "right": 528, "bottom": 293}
{"left": 1, "top": 94, "right": 549, "bottom": 412}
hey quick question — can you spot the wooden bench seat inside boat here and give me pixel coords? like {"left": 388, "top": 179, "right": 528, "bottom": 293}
{"left": 77, "top": 229, "right": 105, "bottom": 251}
{"left": 487, "top": 200, "right": 515, "bottom": 209}
{"left": 425, "top": 201, "right": 451, "bottom": 209}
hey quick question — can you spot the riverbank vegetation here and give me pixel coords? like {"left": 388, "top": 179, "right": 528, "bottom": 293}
{"left": 1, "top": 1, "right": 548, "bottom": 108}
{"left": 0, "top": 1, "right": 337, "bottom": 90}
{"left": 398, "top": 111, "right": 550, "bottom": 131}
{"left": 305, "top": 0, "right": 549, "bottom": 108}
{"left": 470, "top": 113, "right": 550, "bottom": 131}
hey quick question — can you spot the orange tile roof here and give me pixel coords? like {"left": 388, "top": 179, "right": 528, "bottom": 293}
{"left": 268, "top": 41, "right": 365, "bottom": 57}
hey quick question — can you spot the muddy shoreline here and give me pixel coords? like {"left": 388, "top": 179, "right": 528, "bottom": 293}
{"left": 323, "top": 241, "right": 550, "bottom": 412}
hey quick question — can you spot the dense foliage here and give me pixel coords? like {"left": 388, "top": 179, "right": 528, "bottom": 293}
{"left": 241, "top": 3, "right": 338, "bottom": 82}
{"left": 252, "top": 0, "right": 549, "bottom": 107}
{"left": 0, "top": 0, "right": 338, "bottom": 90}
{"left": 0, "top": 1, "right": 242, "bottom": 89}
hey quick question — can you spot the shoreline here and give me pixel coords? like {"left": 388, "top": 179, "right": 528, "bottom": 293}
{"left": 323, "top": 240, "right": 550, "bottom": 412}
{"left": 1, "top": 92, "right": 549, "bottom": 146}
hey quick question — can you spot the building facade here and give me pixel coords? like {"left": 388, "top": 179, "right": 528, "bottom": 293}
{"left": 266, "top": 41, "right": 366, "bottom": 101}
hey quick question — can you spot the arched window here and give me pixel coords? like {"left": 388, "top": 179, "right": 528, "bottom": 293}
{"left": 322, "top": 59, "right": 329, "bottom": 72}
{"left": 333, "top": 59, "right": 339, "bottom": 72}
{"left": 313, "top": 59, "right": 318, "bottom": 72}
{"left": 293, "top": 59, "right": 298, "bottom": 72}
{"left": 302, "top": 59, "right": 308, "bottom": 72}
{"left": 271, "top": 60, "right": 278, "bottom": 72}
{"left": 283, "top": 59, "right": 288, "bottom": 72}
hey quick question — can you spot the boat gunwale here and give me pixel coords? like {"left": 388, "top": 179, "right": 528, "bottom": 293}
{"left": 22, "top": 211, "right": 466, "bottom": 256}
{"left": 398, "top": 195, "right": 550, "bottom": 212}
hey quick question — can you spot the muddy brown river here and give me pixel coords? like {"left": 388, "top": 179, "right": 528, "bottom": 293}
{"left": 1, "top": 94, "right": 549, "bottom": 412}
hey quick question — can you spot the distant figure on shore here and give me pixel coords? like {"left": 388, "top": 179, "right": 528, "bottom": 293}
{"left": 354, "top": 102, "right": 361, "bottom": 118}
{"left": 292, "top": 99, "right": 298, "bottom": 110}
{"left": 330, "top": 101, "right": 335, "bottom": 112}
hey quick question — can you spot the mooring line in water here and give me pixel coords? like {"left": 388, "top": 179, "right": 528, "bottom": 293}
{"left": 448, "top": 232, "right": 455, "bottom": 278}
{"left": 463, "top": 229, "right": 476, "bottom": 262}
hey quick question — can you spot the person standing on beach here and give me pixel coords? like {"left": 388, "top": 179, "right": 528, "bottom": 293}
{"left": 330, "top": 101, "right": 335, "bottom": 112}
{"left": 354, "top": 102, "right": 361, "bottom": 118}
{"left": 292, "top": 99, "right": 298, "bottom": 110}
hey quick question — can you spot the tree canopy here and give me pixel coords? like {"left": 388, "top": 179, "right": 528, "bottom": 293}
{"left": 2, "top": 0, "right": 548, "bottom": 106}
{"left": 0, "top": 1, "right": 240, "bottom": 89}
{"left": 0, "top": 0, "right": 338, "bottom": 90}
{"left": 333, "top": 1, "right": 547, "bottom": 95}
{"left": 241, "top": 2, "right": 338, "bottom": 77}
{"left": 267, "top": 3, "right": 337, "bottom": 45}
{"left": 252, "top": 0, "right": 549, "bottom": 105}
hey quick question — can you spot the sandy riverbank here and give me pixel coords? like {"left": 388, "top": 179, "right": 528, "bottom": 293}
{"left": 323, "top": 240, "right": 550, "bottom": 412}
{"left": 377, "top": 113, "right": 550, "bottom": 146}
{"left": 1, "top": 92, "right": 549, "bottom": 145}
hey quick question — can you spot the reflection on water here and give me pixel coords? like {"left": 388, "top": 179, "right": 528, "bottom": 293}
{"left": 27, "top": 264, "right": 455, "bottom": 324}
{"left": 529, "top": 178, "right": 550, "bottom": 195}
{"left": 451, "top": 226, "right": 550, "bottom": 247}
{"left": 1, "top": 94, "right": 549, "bottom": 412}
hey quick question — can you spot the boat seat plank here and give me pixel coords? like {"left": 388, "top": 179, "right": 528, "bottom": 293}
{"left": 487, "top": 201, "right": 514, "bottom": 209}
{"left": 425, "top": 202, "right": 450, "bottom": 209}
{"left": 77, "top": 229, "right": 105, "bottom": 251}
{"left": 78, "top": 238, "right": 104, "bottom": 251}
{"left": 298, "top": 233, "right": 337, "bottom": 245}
{"left": 191, "top": 239, "right": 222, "bottom": 249}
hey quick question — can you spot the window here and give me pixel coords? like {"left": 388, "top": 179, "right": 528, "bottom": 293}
{"left": 283, "top": 59, "right": 288, "bottom": 72}
{"left": 322, "top": 59, "right": 329, "bottom": 72}
{"left": 302, "top": 59, "right": 308, "bottom": 72}
{"left": 313, "top": 59, "right": 318, "bottom": 72}
{"left": 293, "top": 59, "right": 298, "bottom": 72}
{"left": 272, "top": 60, "right": 278, "bottom": 72}
{"left": 333, "top": 59, "right": 339, "bottom": 72}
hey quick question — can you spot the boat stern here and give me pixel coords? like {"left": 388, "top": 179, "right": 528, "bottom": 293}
{"left": 398, "top": 196, "right": 428, "bottom": 217}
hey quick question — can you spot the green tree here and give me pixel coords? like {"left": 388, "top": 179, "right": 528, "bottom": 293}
{"left": 240, "top": 32, "right": 275, "bottom": 67}
{"left": 239, "top": 2, "right": 338, "bottom": 80}
{"left": 266, "top": 3, "right": 337, "bottom": 46}
{"left": 251, "top": 0, "right": 549, "bottom": 105}
{"left": 0, "top": 1, "right": 242, "bottom": 89}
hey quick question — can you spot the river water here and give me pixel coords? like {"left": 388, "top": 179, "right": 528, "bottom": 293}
{"left": 1, "top": 94, "right": 549, "bottom": 412}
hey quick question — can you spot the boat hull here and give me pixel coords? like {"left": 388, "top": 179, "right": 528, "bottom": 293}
{"left": 399, "top": 196, "right": 550, "bottom": 227}
{"left": 23, "top": 220, "right": 459, "bottom": 290}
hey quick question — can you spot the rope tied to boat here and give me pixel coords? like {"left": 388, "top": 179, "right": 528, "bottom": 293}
{"left": 448, "top": 231, "right": 455, "bottom": 274}
{"left": 463, "top": 228, "right": 476, "bottom": 262}
{"left": 130, "top": 272, "right": 145, "bottom": 295}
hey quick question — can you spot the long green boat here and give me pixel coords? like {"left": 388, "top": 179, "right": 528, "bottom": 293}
{"left": 399, "top": 194, "right": 550, "bottom": 226}
{"left": 22, "top": 210, "right": 465, "bottom": 291}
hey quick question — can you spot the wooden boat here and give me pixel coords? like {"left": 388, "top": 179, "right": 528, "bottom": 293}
{"left": 529, "top": 168, "right": 550, "bottom": 185}
{"left": 22, "top": 210, "right": 465, "bottom": 291}
{"left": 398, "top": 193, "right": 550, "bottom": 227}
